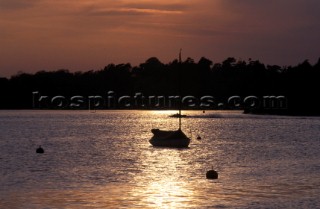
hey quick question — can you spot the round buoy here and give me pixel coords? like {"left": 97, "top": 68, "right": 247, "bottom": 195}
{"left": 36, "top": 146, "right": 44, "bottom": 154}
{"left": 206, "top": 170, "right": 218, "bottom": 179}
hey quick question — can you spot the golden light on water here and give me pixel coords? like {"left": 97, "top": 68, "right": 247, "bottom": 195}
{"left": 142, "top": 179, "right": 191, "bottom": 208}
{"left": 151, "top": 110, "right": 179, "bottom": 115}
{"left": 131, "top": 148, "right": 194, "bottom": 208}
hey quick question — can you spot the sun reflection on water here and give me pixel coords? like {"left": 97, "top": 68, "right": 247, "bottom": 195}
{"left": 130, "top": 148, "right": 195, "bottom": 208}
{"left": 141, "top": 179, "right": 192, "bottom": 209}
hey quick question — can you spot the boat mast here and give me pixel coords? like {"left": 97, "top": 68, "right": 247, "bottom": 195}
{"left": 179, "top": 49, "right": 182, "bottom": 130}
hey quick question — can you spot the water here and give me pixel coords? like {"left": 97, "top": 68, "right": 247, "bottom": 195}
{"left": 0, "top": 110, "right": 320, "bottom": 209}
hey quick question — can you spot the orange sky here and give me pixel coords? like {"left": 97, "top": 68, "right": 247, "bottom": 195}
{"left": 1, "top": 0, "right": 320, "bottom": 77}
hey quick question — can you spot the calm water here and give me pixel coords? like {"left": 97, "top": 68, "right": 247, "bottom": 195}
{"left": 0, "top": 110, "right": 320, "bottom": 209}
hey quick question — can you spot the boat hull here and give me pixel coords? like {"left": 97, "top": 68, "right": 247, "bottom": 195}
{"left": 149, "top": 129, "right": 191, "bottom": 148}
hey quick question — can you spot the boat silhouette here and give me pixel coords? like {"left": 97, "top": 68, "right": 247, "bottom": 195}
{"left": 149, "top": 128, "right": 191, "bottom": 148}
{"left": 169, "top": 113, "right": 187, "bottom": 118}
{"left": 149, "top": 49, "right": 191, "bottom": 148}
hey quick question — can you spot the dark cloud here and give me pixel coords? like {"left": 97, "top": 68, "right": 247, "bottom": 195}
{"left": 211, "top": 0, "right": 320, "bottom": 40}
{"left": 220, "top": 0, "right": 320, "bottom": 20}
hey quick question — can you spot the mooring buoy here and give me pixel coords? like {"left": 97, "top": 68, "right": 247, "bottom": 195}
{"left": 206, "top": 169, "right": 218, "bottom": 179}
{"left": 36, "top": 145, "right": 44, "bottom": 154}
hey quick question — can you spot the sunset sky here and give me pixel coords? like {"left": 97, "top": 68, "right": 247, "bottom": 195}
{"left": 1, "top": 0, "right": 320, "bottom": 77}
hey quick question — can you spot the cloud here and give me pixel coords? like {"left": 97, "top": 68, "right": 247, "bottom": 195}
{"left": 218, "top": 0, "right": 320, "bottom": 22}
{"left": 121, "top": 2, "right": 188, "bottom": 11}
{"left": 80, "top": 1, "right": 188, "bottom": 17}
{"left": 87, "top": 8, "right": 183, "bottom": 16}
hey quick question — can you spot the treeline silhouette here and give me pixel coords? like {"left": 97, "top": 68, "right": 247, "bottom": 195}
{"left": 1, "top": 56, "right": 320, "bottom": 115}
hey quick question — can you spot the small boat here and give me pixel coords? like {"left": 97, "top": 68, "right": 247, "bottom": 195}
{"left": 149, "top": 49, "right": 191, "bottom": 148}
{"left": 169, "top": 113, "right": 187, "bottom": 118}
{"left": 149, "top": 128, "right": 191, "bottom": 148}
